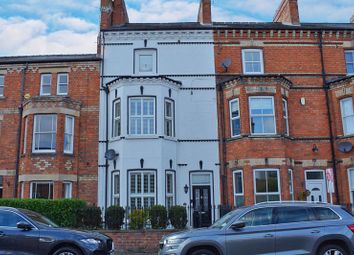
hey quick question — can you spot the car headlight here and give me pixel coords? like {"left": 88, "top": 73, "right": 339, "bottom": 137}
{"left": 81, "top": 238, "right": 102, "bottom": 246}
{"left": 164, "top": 238, "right": 186, "bottom": 250}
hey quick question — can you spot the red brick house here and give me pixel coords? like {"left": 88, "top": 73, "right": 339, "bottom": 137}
{"left": 0, "top": 54, "right": 100, "bottom": 204}
{"left": 215, "top": 0, "right": 354, "bottom": 207}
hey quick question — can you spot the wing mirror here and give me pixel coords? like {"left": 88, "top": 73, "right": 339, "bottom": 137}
{"left": 17, "top": 221, "right": 33, "bottom": 230}
{"left": 231, "top": 221, "right": 246, "bottom": 230}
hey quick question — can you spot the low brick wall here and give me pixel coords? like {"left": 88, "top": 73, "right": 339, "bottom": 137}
{"left": 102, "top": 230, "right": 179, "bottom": 253}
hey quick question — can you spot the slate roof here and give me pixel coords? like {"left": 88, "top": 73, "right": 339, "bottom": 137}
{"left": 0, "top": 54, "right": 101, "bottom": 64}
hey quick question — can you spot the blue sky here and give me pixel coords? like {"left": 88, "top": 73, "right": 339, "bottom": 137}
{"left": 0, "top": 0, "right": 352, "bottom": 56}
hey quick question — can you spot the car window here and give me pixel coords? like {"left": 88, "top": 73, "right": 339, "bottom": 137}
{"left": 0, "top": 210, "right": 24, "bottom": 227}
{"left": 239, "top": 208, "right": 273, "bottom": 226}
{"left": 314, "top": 207, "right": 340, "bottom": 220}
{"left": 276, "top": 207, "right": 314, "bottom": 224}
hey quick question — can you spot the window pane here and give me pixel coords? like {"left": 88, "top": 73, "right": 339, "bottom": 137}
{"left": 59, "top": 74, "right": 68, "bottom": 83}
{"left": 232, "top": 119, "right": 241, "bottom": 136}
{"left": 348, "top": 64, "right": 354, "bottom": 74}
{"left": 267, "top": 171, "right": 279, "bottom": 192}
{"left": 350, "top": 170, "right": 354, "bottom": 191}
{"left": 32, "top": 183, "right": 53, "bottom": 199}
{"left": 234, "top": 172, "right": 243, "bottom": 194}
{"left": 251, "top": 116, "right": 263, "bottom": 133}
{"left": 306, "top": 171, "right": 324, "bottom": 180}
{"left": 346, "top": 52, "right": 353, "bottom": 62}
{"left": 344, "top": 116, "right": 354, "bottom": 134}
{"left": 235, "top": 196, "right": 244, "bottom": 207}
{"left": 0, "top": 76, "right": 4, "bottom": 86}
{"left": 314, "top": 208, "right": 339, "bottom": 220}
{"left": 263, "top": 116, "right": 275, "bottom": 133}
{"left": 239, "top": 208, "right": 273, "bottom": 226}
{"left": 342, "top": 98, "right": 354, "bottom": 116}
{"left": 277, "top": 207, "right": 311, "bottom": 224}
{"left": 255, "top": 171, "right": 266, "bottom": 193}
{"left": 139, "top": 55, "right": 153, "bottom": 72}
{"left": 0, "top": 211, "right": 24, "bottom": 227}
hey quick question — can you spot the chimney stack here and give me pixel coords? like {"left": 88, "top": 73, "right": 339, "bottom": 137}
{"left": 100, "top": 0, "right": 129, "bottom": 30}
{"left": 273, "top": 0, "right": 300, "bottom": 25}
{"left": 351, "top": 14, "right": 354, "bottom": 23}
{"left": 197, "top": 0, "right": 212, "bottom": 25}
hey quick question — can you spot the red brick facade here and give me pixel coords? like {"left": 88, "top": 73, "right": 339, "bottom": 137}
{"left": 0, "top": 55, "right": 100, "bottom": 204}
{"left": 215, "top": 19, "right": 354, "bottom": 207}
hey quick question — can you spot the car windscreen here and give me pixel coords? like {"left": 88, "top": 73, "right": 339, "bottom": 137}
{"left": 210, "top": 209, "right": 244, "bottom": 229}
{"left": 19, "top": 209, "right": 59, "bottom": 228}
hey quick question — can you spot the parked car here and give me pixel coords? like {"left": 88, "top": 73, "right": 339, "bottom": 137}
{"left": 0, "top": 206, "right": 114, "bottom": 255}
{"left": 160, "top": 202, "right": 354, "bottom": 255}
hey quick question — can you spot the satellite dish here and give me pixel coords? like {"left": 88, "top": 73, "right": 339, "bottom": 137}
{"left": 105, "top": 149, "right": 118, "bottom": 160}
{"left": 338, "top": 142, "right": 353, "bottom": 153}
{"left": 221, "top": 58, "right": 232, "bottom": 71}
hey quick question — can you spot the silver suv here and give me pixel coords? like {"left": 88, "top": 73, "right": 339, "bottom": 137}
{"left": 160, "top": 202, "right": 354, "bottom": 255}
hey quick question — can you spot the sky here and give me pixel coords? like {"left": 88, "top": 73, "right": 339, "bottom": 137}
{"left": 0, "top": 0, "right": 352, "bottom": 56}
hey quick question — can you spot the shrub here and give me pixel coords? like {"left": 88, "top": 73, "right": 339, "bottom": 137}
{"left": 0, "top": 199, "right": 86, "bottom": 227}
{"left": 76, "top": 206, "right": 102, "bottom": 229}
{"left": 129, "top": 209, "right": 147, "bottom": 230}
{"left": 169, "top": 205, "right": 187, "bottom": 229}
{"left": 105, "top": 206, "right": 125, "bottom": 230}
{"left": 149, "top": 205, "right": 167, "bottom": 229}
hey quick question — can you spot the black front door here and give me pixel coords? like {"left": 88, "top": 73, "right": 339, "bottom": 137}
{"left": 192, "top": 186, "right": 211, "bottom": 228}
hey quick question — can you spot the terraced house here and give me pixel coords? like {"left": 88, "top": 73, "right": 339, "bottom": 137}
{"left": 216, "top": 0, "right": 354, "bottom": 208}
{"left": 0, "top": 55, "right": 100, "bottom": 204}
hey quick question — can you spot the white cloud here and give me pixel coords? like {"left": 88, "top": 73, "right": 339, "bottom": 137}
{"left": 47, "top": 15, "right": 98, "bottom": 32}
{"left": 0, "top": 17, "right": 97, "bottom": 56}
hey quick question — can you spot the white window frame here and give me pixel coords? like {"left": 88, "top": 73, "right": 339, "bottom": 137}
{"left": 233, "top": 170, "right": 244, "bottom": 207}
{"left": 32, "top": 115, "right": 57, "bottom": 153}
{"left": 345, "top": 50, "right": 354, "bottom": 75}
{"left": 165, "top": 171, "right": 175, "bottom": 208}
{"left": 40, "top": 74, "right": 52, "bottom": 96}
{"left": 111, "top": 172, "right": 120, "bottom": 206}
{"left": 57, "top": 73, "right": 69, "bottom": 95}
{"left": 340, "top": 97, "right": 354, "bottom": 136}
{"left": 134, "top": 49, "right": 157, "bottom": 75}
{"left": 282, "top": 99, "right": 289, "bottom": 136}
{"left": 129, "top": 97, "right": 156, "bottom": 135}
{"left": 20, "top": 182, "right": 24, "bottom": 199}
{"left": 242, "top": 49, "right": 264, "bottom": 74}
{"left": 0, "top": 75, "right": 4, "bottom": 96}
{"left": 63, "top": 182, "right": 72, "bottom": 199}
{"left": 30, "top": 182, "right": 53, "bottom": 199}
{"left": 112, "top": 99, "right": 121, "bottom": 138}
{"left": 288, "top": 169, "right": 294, "bottom": 201}
{"left": 129, "top": 171, "right": 156, "bottom": 208}
{"left": 23, "top": 117, "right": 28, "bottom": 154}
{"left": 254, "top": 169, "right": 281, "bottom": 203}
{"left": 164, "top": 99, "right": 175, "bottom": 137}
{"left": 249, "top": 96, "right": 277, "bottom": 135}
{"left": 64, "top": 116, "right": 74, "bottom": 154}
{"left": 348, "top": 168, "right": 354, "bottom": 206}
{"left": 0, "top": 176, "right": 3, "bottom": 198}
{"left": 229, "top": 98, "right": 241, "bottom": 137}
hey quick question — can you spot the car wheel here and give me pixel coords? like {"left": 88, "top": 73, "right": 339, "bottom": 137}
{"left": 190, "top": 249, "right": 217, "bottom": 255}
{"left": 52, "top": 246, "right": 82, "bottom": 255}
{"left": 318, "top": 244, "right": 348, "bottom": 255}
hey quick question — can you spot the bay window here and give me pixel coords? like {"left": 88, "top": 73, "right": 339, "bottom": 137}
{"left": 129, "top": 171, "right": 156, "bottom": 208}
{"left": 33, "top": 115, "right": 57, "bottom": 153}
{"left": 31, "top": 182, "right": 53, "bottom": 199}
{"left": 340, "top": 97, "right": 354, "bottom": 135}
{"left": 129, "top": 97, "right": 155, "bottom": 135}
{"left": 282, "top": 99, "right": 289, "bottom": 135}
{"left": 164, "top": 99, "right": 174, "bottom": 137}
{"left": 113, "top": 99, "right": 121, "bottom": 137}
{"left": 112, "top": 172, "right": 120, "bottom": 205}
{"left": 230, "top": 99, "right": 241, "bottom": 137}
{"left": 249, "top": 96, "right": 276, "bottom": 135}
{"left": 64, "top": 116, "right": 74, "bottom": 154}
{"left": 254, "top": 169, "right": 280, "bottom": 203}
{"left": 0, "top": 75, "right": 4, "bottom": 96}
{"left": 62, "top": 182, "right": 72, "bottom": 199}
{"left": 166, "top": 171, "right": 175, "bottom": 208}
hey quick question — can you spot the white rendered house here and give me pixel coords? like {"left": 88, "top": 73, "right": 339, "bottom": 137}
{"left": 98, "top": 0, "right": 220, "bottom": 227}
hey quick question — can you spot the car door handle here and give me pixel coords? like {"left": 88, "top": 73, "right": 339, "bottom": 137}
{"left": 311, "top": 230, "right": 321, "bottom": 234}
{"left": 264, "top": 234, "right": 274, "bottom": 238}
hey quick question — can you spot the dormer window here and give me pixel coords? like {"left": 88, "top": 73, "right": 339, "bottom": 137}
{"left": 134, "top": 49, "right": 157, "bottom": 75}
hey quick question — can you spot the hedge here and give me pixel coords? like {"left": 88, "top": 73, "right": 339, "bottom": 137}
{"left": 0, "top": 199, "right": 86, "bottom": 227}
{"left": 105, "top": 205, "right": 125, "bottom": 230}
{"left": 169, "top": 205, "right": 188, "bottom": 229}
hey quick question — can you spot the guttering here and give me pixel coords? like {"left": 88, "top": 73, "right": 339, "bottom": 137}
{"left": 14, "top": 63, "right": 28, "bottom": 197}
{"left": 319, "top": 30, "right": 340, "bottom": 203}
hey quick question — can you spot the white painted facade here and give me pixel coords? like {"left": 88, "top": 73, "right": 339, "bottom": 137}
{"left": 98, "top": 29, "right": 220, "bottom": 227}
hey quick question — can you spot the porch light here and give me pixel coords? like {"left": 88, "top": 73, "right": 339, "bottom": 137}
{"left": 184, "top": 185, "right": 189, "bottom": 194}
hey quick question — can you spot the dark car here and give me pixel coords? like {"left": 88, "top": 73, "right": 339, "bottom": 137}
{"left": 160, "top": 202, "right": 354, "bottom": 255}
{"left": 0, "top": 206, "right": 114, "bottom": 255}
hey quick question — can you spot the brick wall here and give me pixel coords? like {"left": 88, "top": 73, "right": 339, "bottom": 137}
{"left": 102, "top": 230, "right": 177, "bottom": 253}
{"left": 215, "top": 28, "right": 354, "bottom": 206}
{"left": 0, "top": 56, "right": 100, "bottom": 204}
